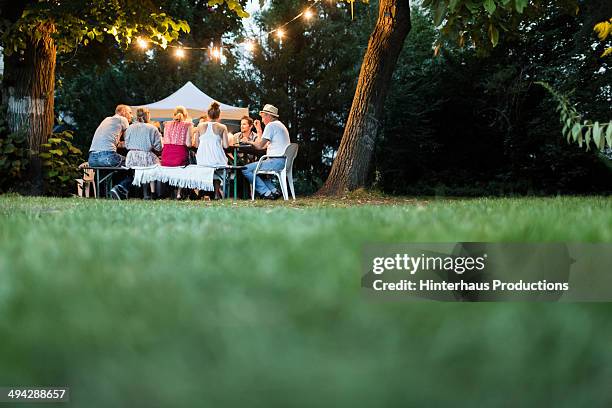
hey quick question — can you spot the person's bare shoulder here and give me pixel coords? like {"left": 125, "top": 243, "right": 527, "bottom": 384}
{"left": 214, "top": 122, "right": 228, "bottom": 132}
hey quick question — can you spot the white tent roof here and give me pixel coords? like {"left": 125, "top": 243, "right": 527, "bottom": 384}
{"left": 132, "top": 81, "right": 248, "bottom": 121}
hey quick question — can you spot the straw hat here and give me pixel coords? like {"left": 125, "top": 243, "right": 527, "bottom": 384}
{"left": 260, "top": 104, "right": 279, "bottom": 117}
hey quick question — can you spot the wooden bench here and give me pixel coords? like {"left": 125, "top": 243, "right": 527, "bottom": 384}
{"left": 78, "top": 163, "right": 130, "bottom": 199}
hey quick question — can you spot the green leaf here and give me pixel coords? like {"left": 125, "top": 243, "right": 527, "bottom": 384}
{"left": 584, "top": 127, "right": 592, "bottom": 151}
{"left": 465, "top": 0, "right": 480, "bottom": 13}
{"left": 593, "top": 122, "right": 602, "bottom": 150}
{"left": 515, "top": 0, "right": 528, "bottom": 13}
{"left": 488, "top": 24, "right": 499, "bottom": 47}
{"left": 433, "top": 1, "right": 448, "bottom": 26}
{"left": 48, "top": 149, "right": 64, "bottom": 156}
{"left": 449, "top": 0, "right": 461, "bottom": 11}
{"left": 48, "top": 138, "right": 61, "bottom": 144}
{"left": 484, "top": 0, "right": 496, "bottom": 15}
{"left": 606, "top": 122, "right": 612, "bottom": 148}
{"left": 571, "top": 123, "right": 581, "bottom": 142}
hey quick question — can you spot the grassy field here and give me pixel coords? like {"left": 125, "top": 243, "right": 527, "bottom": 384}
{"left": 1, "top": 195, "right": 612, "bottom": 407}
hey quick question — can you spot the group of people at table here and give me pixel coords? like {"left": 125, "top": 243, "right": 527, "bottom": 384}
{"left": 87, "top": 102, "right": 290, "bottom": 200}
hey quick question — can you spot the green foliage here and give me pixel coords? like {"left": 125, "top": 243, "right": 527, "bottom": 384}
{"left": 594, "top": 17, "right": 612, "bottom": 57}
{"left": 375, "top": 4, "right": 612, "bottom": 196}
{"left": 208, "top": 0, "right": 250, "bottom": 18}
{"left": 0, "top": 118, "right": 29, "bottom": 192}
{"left": 39, "top": 131, "right": 84, "bottom": 196}
{"left": 538, "top": 82, "right": 612, "bottom": 152}
{"left": 0, "top": 0, "right": 190, "bottom": 55}
{"left": 422, "top": 0, "right": 578, "bottom": 50}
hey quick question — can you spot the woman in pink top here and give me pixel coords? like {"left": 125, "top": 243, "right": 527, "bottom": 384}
{"left": 161, "top": 106, "right": 193, "bottom": 166}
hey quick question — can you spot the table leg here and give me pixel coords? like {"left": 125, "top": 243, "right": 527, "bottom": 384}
{"left": 95, "top": 170, "right": 100, "bottom": 199}
{"left": 223, "top": 168, "right": 228, "bottom": 199}
{"left": 233, "top": 148, "right": 238, "bottom": 200}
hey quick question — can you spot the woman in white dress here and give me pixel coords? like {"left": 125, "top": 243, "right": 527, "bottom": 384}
{"left": 194, "top": 102, "right": 229, "bottom": 198}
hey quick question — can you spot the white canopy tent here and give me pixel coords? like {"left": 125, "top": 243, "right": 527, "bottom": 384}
{"left": 132, "top": 81, "right": 248, "bottom": 121}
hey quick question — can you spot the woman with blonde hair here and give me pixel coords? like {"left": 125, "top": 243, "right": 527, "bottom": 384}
{"left": 194, "top": 102, "right": 229, "bottom": 198}
{"left": 161, "top": 105, "right": 192, "bottom": 167}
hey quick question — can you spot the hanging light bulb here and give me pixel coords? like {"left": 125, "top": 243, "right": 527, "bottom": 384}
{"left": 276, "top": 29, "right": 284, "bottom": 39}
{"left": 303, "top": 9, "right": 314, "bottom": 20}
{"left": 212, "top": 48, "right": 221, "bottom": 59}
{"left": 136, "top": 37, "right": 148, "bottom": 49}
{"left": 244, "top": 40, "right": 255, "bottom": 52}
{"left": 175, "top": 48, "right": 185, "bottom": 58}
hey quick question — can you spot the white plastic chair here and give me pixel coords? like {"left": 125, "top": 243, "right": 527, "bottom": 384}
{"left": 251, "top": 143, "right": 299, "bottom": 200}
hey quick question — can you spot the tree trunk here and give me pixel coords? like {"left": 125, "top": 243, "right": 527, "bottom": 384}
{"left": 317, "top": 0, "right": 411, "bottom": 196}
{"left": 2, "top": 22, "right": 57, "bottom": 195}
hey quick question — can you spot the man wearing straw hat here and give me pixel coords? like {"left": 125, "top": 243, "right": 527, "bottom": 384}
{"left": 242, "top": 104, "right": 291, "bottom": 199}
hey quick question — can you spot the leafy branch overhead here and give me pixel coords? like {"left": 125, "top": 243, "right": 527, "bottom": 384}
{"left": 1, "top": 1, "right": 191, "bottom": 54}
{"left": 0, "top": 0, "right": 262, "bottom": 55}
{"left": 538, "top": 82, "right": 612, "bottom": 152}
{"left": 422, "top": 0, "right": 578, "bottom": 49}
{"left": 593, "top": 18, "right": 612, "bottom": 58}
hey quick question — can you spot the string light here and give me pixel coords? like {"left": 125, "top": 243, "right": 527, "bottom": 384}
{"left": 135, "top": 0, "right": 337, "bottom": 61}
{"left": 243, "top": 40, "right": 255, "bottom": 52}
{"left": 137, "top": 37, "right": 148, "bottom": 49}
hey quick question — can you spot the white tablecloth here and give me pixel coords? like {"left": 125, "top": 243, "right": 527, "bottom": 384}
{"left": 132, "top": 165, "right": 218, "bottom": 191}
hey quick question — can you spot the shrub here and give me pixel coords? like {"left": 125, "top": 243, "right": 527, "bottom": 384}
{"left": 0, "top": 117, "right": 29, "bottom": 193}
{"left": 40, "top": 131, "right": 84, "bottom": 196}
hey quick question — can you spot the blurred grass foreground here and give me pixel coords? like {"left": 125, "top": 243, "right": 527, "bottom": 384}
{"left": 1, "top": 195, "right": 612, "bottom": 407}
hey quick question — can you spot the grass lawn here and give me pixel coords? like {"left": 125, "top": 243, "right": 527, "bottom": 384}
{"left": 1, "top": 195, "right": 612, "bottom": 407}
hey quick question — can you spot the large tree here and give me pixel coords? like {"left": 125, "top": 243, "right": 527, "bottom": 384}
{"left": 318, "top": 0, "right": 411, "bottom": 195}
{"left": 318, "top": 0, "right": 583, "bottom": 195}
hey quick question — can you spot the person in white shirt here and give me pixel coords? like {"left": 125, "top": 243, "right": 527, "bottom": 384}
{"left": 194, "top": 102, "right": 230, "bottom": 198}
{"left": 242, "top": 104, "right": 290, "bottom": 199}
